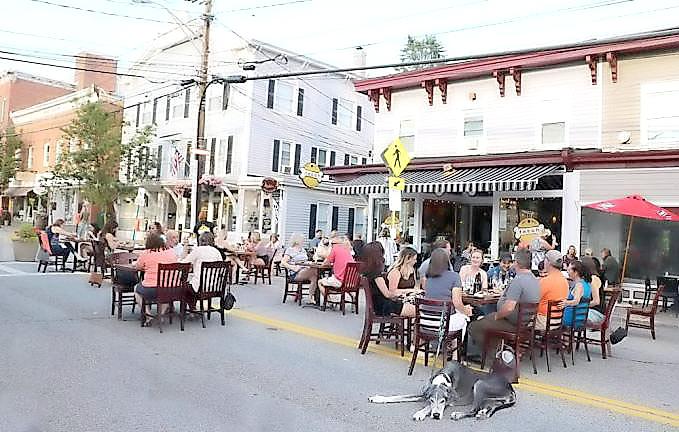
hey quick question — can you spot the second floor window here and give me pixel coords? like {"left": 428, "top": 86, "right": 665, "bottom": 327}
{"left": 463, "top": 116, "right": 484, "bottom": 137}
{"left": 27, "top": 146, "right": 33, "bottom": 170}
{"left": 337, "top": 98, "right": 353, "bottom": 129}
{"left": 542, "top": 122, "right": 566, "bottom": 145}
{"left": 317, "top": 149, "right": 327, "bottom": 167}
{"left": 643, "top": 85, "right": 679, "bottom": 146}
{"left": 141, "top": 101, "right": 153, "bottom": 125}
{"left": 172, "top": 93, "right": 184, "bottom": 119}
{"left": 275, "top": 81, "right": 294, "bottom": 113}
{"left": 43, "top": 143, "right": 50, "bottom": 167}
{"left": 399, "top": 119, "right": 416, "bottom": 153}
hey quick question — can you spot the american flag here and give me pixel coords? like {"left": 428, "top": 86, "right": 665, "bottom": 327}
{"left": 170, "top": 147, "right": 184, "bottom": 177}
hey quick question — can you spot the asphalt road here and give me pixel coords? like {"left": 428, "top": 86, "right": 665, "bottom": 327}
{"left": 0, "top": 269, "right": 677, "bottom": 432}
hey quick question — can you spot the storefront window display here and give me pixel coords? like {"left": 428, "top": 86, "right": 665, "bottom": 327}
{"left": 372, "top": 198, "right": 415, "bottom": 245}
{"left": 498, "top": 198, "right": 562, "bottom": 254}
{"left": 420, "top": 199, "right": 456, "bottom": 255}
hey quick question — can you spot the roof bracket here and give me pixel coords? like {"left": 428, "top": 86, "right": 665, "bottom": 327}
{"left": 381, "top": 87, "right": 392, "bottom": 111}
{"left": 585, "top": 55, "right": 598, "bottom": 85}
{"left": 368, "top": 89, "right": 380, "bottom": 113}
{"left": 422, "top": 80, "right": 435, "bottom": 106}
{"left": 436, "top": 78, "right": 448, "bottom": 104}
{"left": 606, "top": 52, "right": 618, "bottom": 83}
{"left": 510, "top": 67, "right": 521, "bottom": 96}
{"left": 493, "top": 70, "right": 506, "bottom": 97}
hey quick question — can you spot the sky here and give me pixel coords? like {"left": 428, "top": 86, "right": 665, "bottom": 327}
{"left": 1, "top": 0, "right": 679, "bottom": 85}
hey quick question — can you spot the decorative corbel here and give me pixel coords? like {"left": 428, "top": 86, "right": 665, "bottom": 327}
{"left": 436, "top": 78, "right": 448, "bottom": 104}
{"left": 606, "top": 52, "right": 618, "bottom": 83}
{"left": 381, "top": 87, "right": 392, "bottom": 111}
{"left": 493, "top": 70, "right": 506, "bottom": 97}
{"left": 367, "top": 88, "right": 380, "bottom": 113}
{"left": 585, "top": 55, "right": 598, "bottom": 85}
{"left": 422, "top": 80, "right": 435, "bottom": 106}
{"left": 510, "top": 67, "right": 521, "bottom": 96}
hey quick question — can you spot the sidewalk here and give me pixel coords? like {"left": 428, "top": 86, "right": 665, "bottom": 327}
{"left": 0, "top": 226, "right": 15, "bottom": 262}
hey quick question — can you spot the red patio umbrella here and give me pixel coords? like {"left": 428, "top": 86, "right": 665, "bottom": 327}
{"left": 584, "top": 195, "right": 679, "bottom": 283}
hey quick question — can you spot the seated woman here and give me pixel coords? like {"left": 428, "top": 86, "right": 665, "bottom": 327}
{"left": 152, "top": 221, "right": 167, "bottom": 244}
{"left": 459, "top": 249, "right": 488, "bottom": 294}
{"left": 561, "top": 260, "right": 592, "bottom": 327}
{"left": 134, "top": 233, "right": 179, "bottom": 325}
{"left": 181, "top": 232, "right": 223, "bottom": 308}
{"left": 424, "top": 248, "right": 472, "bottom": 337}
{"left": 313, "top": 237, "right": 332, "bottom": 262}
{"left": 267, "top": 233, "right": 283, "bottom": 268}
{"left": 100, "top": 220, "right": 121, "bottom": 252}
{"left": 386, "top": 247, "right": 421, "bottom": 299}
{"left": 46, "top": 219, "right": 78, "bottom": 269}
{"left": 361, "top": 241, "right": 415, "bottom": 318}
{"left": 581, "top": 256, "right": 605, "bottom": 324}
{"left": 281, "top": 233, "right": 319, "bottom": 304}
{"left": 78, "top": 223, "right": 100, "bottom": 259}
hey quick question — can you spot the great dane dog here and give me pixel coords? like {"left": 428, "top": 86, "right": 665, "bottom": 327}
{"left": 369, "top": 346, "right": 517, "bottom": 421}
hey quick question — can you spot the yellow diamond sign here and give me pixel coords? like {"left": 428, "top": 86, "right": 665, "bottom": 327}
{"left": 388, "top": 176, "right": 405, "bottom": 191}
{"left": 381, "top": 138, "right": 411, "bottom": 177}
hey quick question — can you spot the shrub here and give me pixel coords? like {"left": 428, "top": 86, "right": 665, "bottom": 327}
{"left": 13, "top": 223, "right": 38, "bottom": 242}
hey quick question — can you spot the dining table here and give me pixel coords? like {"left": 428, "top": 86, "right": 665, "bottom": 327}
{"left": 462, "top": 292, "right": 502, "bottom": 307}
{"left": 298, "top": 261, "right": 332, "bottom": 307}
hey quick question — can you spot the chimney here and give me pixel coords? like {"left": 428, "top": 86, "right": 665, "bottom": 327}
{"left": 74, "top": 53, "right": 118, "bottom": 93}
{"left": 353, "top": 47, "right": 367, "bottom": 78}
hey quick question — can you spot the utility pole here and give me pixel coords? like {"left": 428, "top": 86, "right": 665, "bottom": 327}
{"left": 190, "top": 0, "right": 214, "bottom": 231}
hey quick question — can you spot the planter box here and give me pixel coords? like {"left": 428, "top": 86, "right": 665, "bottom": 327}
{"left": 12, "top": 239, "right": 39, "bottom": 262}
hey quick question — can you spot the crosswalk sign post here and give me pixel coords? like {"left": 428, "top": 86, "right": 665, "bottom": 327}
{"left": 381, "top": 138, "right": 411, "bottom": 177}
{"left": 388, "top": 176, "right": 405, "bottom": 191}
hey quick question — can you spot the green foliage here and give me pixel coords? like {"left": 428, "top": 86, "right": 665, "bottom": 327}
{"left": 52, "top": 101, "right": 155, "bottom": 221}
{"left": 398, "top": 35, "right": 446, "bottom": 71}
{"left": 0, "top": 127, "right": 23, "bottom": 190}
{"left": 13, "top": 223, "right": 38, "bottom": 242}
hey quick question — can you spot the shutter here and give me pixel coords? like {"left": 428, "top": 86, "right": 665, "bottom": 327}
{"left": 156, "top": 145, "right": 162, "bottom": 179}
{"left": 310, "top": 147, "right": 317, "bottom": 163}
{"left": 126, "top": 149, "right": 132, "bottom": 180}
{"left": 209, "top": 138, "right": 216, "bottom": 175}
{"left": 356, "top": 105, "right": 362, "bottom": 131}
{"left": 297, "top": 88, "right": 304, "bottom": 116}
{"left": 183, "top": 88, "right": 190, "bottom": 118}
{"left": 344, "top": 154, "right": 350, "bottom": 165}
{"left": 361, "top": 157, "right": 367, "bottom": 165}
{"left": 272, "top": 139, "right": 280, "bottom": 172}
{"left": 135, "top": 104, "right": 140, "bottom": 127}
{"left": 222, "top": 82, "right": 230, "bottom": 110}
{"left": 152, "top": 98, "right": 158, "bottom": 124}
{"left": 331, "top": 98, "right": 338, "bottom": 125}
{"left": 267, "top": 80, "right": 275, "bottom": 109}
{"left": 293, "top": 143, "right": 302, "bottom": 175}
{"left": 347, "top": 208, "right": 355, "bottom": 237}
{"left": 225, "top": 136, "right": 233, "bottom": 174}
{"left": 331, "top": 206, "right": 339, "bottom": 231}
{"left": 165, "top": 95, "right": 171, "bottom": 121}
{"left": 184, "top": 141, "right": 192, "bottom": 177}
{"left": 308, "top": 204, "right": 317, "bottom": 239}
{"left": 329, "top": 151, "right": 336, "bottom": 166}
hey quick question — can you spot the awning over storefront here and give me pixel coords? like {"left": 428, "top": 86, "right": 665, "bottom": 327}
{"left": 335, "top": 165, "right": 562, "bottom": 195}
{"left": 2, "top": 187, "right": 33, "bottom": 197}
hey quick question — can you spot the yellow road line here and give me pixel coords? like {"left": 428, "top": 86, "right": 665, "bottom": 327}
{"left": 230, "top": 309, "right": 679, "bottom": 427}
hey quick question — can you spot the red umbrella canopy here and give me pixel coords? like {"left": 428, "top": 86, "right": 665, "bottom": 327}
{"left": 585, "top": 195, "right": 679, "bottom": 221}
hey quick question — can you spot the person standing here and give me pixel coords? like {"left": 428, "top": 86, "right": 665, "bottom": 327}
{"left": 193, "top": 210, "right": 215, "bottom": 237}
{"left": 76, "top": 200, "right": 91, "bottom": 239}
{"left": 377, "top": 228, "right": 398, "bottom": 269}
{"left": 530, "top": 233, "right": 556, "bottom": 275}
{"left": 562, "top": 245, "right": 578, "bottom": 270}
{"left": 601, "top": 248, "right": 620, "bottom": 286}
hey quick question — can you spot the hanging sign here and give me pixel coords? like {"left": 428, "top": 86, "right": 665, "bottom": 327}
{"left": 261, "top": 177, "right": 279, "bottom": 194}
{"left": 381, "top": 138, "right": 411, "bottom": 177}
{"left": 388, "top": 176, "right": 405, "bottom": 191}
{"left": 299, "top": 162, "right": 324, "bottom": 189}
{"left": 513, "top": 217, "right": 548, "bottom": 244}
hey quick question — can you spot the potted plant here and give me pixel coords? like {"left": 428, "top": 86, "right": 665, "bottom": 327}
{"left": 198, "top": 174, "right": 223, "bottom": 192}
{"left": 12, "top": 223, "right": 40, "bottom": 262}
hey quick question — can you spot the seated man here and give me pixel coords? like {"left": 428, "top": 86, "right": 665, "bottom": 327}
{"left": 418, "top": 239, "right": 452, "bottom": 290}
{"left": 468, "top": 248, "right": 540, "bottom": 360}
{"left": 487, "top": 253, "right": 516, "bottom": 290}
{"left": 318, "top": 236, "right": 354, "bottom": 299}
{"left": 535, "top": 250, "right": 569, "bottom": 330}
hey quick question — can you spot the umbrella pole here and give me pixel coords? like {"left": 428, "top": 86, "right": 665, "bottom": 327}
{"left": 620, "top": 216, "right": 634, "bottom": 286}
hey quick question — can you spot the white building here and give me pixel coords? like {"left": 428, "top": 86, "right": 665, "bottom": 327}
{"left": 119, "top": 30, "right": 374, "bottom": 243}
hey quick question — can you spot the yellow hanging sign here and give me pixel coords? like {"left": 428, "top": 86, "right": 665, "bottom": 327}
{"left": 388, "top": 176, "right": 405, "bottom": 191}
{"left": 381, "top": 138, "right": 411, "bottom": 177}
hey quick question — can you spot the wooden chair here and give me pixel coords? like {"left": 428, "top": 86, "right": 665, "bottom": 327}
{"left": 626, "top": 284, "right": 664, "bottom": 339}
{"left": 283, "top": 267, "right": 311, "bottom": 305}
{"left": 585, "top": 289, "right": 620, "bottom": 359}
{"left": 140, "top": 262, "right": 191, "bottom": 333}
{"left": 408, "top": 298, "right": 463, "bottom": 375}
{"left": 481, "top": 302, "right": 538, "bottom": 380}
{"left": 534, "top": 301, "right": 567, "bottom": 372}
{"left": 358, "top": 277, "right": 408, "bottom": 357}
{"left": 189, "top": 261, "right": 232, "bottom": 328}
{"left": 321, "top": 262, "right": 361, "bottom": 315}
{"left": 110, "top": 253, "right": 138, "bottom": 320}
{"left": 90, "top": 239, "right": 110, "bottom": 286}
{"left": 567, "top": 298, "right": 590, "bottom": 365}
{"left": 253, "top": 253, "right": 274, "bottom": 285}
{"left": 36, "top": 231, "right": 65, "bottom": 273}
{"left": 642, "top": 277, "right": 657, "bottom": 308}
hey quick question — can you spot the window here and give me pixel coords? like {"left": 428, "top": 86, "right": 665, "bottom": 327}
{"left": 27, "top": 146, "right": 33, "bottom": 170}
{"left": 541, "top": 122, "right": 566, "bottom": 145}
{"left": 222, "top": 82, "right": 230, "bottom": 110}
{"left": 172, "top": 92, "right": 184, "bottom": 119}
{"left": 642, "top": 84, "right": 679, "bottom": 146}
{"left": 273, "top": 139, "right": 294, "bottom": 173}
{"left": 297, "top": 88, "right": 304, "bottom": 116}
{"left": 274, "top": 81, "right": 294, "bottom": 113}
{"left": 183, "top": 88, "right": 191, "bottom": 118}
{"left": 317, "top": 149, "right": 327, "bottom": 167}
{"left": 316, "top": 202, "right": 331, "bottom": 234}
{"left": 43, "top": 143, "right": 50, "bottom": 167}
{"left": 350, "top": 156, "right": 358, "bottom": 166}
{"left": 224, "top": 136, "right": 233, "bottom": 174}
{"left": 399, "top": 119, "right": 416, "bottom": 152}
{"left": 280, "top": 141, "right": 292, "bottom": 171}
{"left": 207, "top": 87, "right": 222, "bottom": 111}
{"left": 356, "top": 105, "right": 363, "bottom": 131}
{"left": 463, "top": 116, "right": 484, "bottom": 137}
{"left": 337, "top": 98, "right": 353, "bottom": 129}
{"left": 55, "top": 140, "right": 63, "bottom": 162}
{"left": 141, "top": 101, "right": 152, "bottom": 125}
{"left": 353, "top": 207, "right": 366, "bottom": 239}
{"left": 152, "top": 98, "right": 158, "bottom": 124}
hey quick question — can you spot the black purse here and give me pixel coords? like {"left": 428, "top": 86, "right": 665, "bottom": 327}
{"left": 224, "top": 291, "right": 236, "bottom": 310}
{"left": 610, "top": 326, "right": 627, "bottom": 345}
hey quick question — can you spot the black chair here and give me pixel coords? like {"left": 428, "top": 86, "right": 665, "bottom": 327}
{"left": 110, "top": 253, "right": 139, "bottom": 320}
{"left": 534, "top": 301, "right": 567, "bottom": 372}
{"left": 643, "top": 276, "right": 657, "bottom": 308}
{"left": 408, "top": 298, "right": 463, "bottom": 375}
{"left": 283, "top": 268, "right": 311, "bottom": 305}
{"left": 658, "top": 277, "right": 679, "bottom": 316}
{"left": 188, "top": 261, "right": 232, "bottom": 328}
{"left": 141, "top": 263, "right": 191, "bottom": 333}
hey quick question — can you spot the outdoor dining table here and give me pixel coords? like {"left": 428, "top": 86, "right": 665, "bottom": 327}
{"left": 462, "top": 292, "right": 502, "bottom": 307}
{"left": 298, "top": 261, "right": 332, "bottom": 307}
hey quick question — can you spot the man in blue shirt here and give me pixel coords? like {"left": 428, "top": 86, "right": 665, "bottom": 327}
{"left": 487, "top": 253, "right": 516, "bottom": 289}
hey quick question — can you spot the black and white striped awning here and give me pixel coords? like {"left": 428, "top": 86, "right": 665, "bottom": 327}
{"left": 334, "top": 165, "right": 562, "bottom": 195}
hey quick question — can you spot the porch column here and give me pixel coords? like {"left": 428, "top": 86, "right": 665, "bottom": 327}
{"left": 258, "top": 190, "right": 265, "bottom": 232}
{"left": 366, "top": 194, "right": 375, "bottom": 242}
{"left": 413, "top": 196, "right": 423, "bottom": 253}
{"left": 491, "top": 192, "right": 501, "bottom": 260}
{"left": 217, "top": 191, "right": 225, "bottom": 229}
{"left": 561, "top": 171, "right": 581, "bottom": 254}
{"left": 235, "top": 187, "right": 245, "bottom": 234}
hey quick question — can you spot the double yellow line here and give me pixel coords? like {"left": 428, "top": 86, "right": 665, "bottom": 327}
{"left": 230, "top": 309, "right": 679, "bottom": 427}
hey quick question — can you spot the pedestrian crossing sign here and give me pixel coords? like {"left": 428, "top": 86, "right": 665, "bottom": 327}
{"left": 388, "top": 176, "right": 405, "bottom": 191}
{"left": 381, "top": 138, "right": 411, "bottom": 177}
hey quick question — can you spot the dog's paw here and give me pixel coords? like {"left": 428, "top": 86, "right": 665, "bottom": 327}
{"left": 475, "top": 409, "right": 489, "bottom": 420}
{"left": 369, "top": 395, "right": 386, "bottom": 404}
{"left": 412, "top": 410, "right": 428, "bottom": 421}
{"left": 450, "top": 412, "right": 465, "bottom": 421}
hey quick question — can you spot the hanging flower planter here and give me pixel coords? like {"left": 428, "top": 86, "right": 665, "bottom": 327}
{"left": 198, "top": 175, "right": 223, "bottom": 192}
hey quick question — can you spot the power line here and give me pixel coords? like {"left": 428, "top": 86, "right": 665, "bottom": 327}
{"left": 26, "top": 0, "right": 178, "bottom": 24}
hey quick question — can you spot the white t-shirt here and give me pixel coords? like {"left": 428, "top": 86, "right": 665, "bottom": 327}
{"left": 181, "top": 245, "right": 223, "bottom": 292}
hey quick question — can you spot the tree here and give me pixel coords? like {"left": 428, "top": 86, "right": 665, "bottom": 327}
{"left": 398, "top": 35, "right": 446, "bottom": 71}
{"left": 0, "top": 127, "right": 22, "bottom": 190}
{"left": 53, "top": 101, "right": 155, "bottom": 222}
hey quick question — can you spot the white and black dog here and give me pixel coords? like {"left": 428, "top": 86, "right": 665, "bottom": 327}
{"left": 369, "top": 346, "right": 517, "bottom": 421}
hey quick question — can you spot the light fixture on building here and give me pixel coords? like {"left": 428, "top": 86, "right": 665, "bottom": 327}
{"left": 469, "top": 92, "right": 477, "bottom": 101}
{"left": 617, "top": 131, "right": 632, "bottom": 145}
